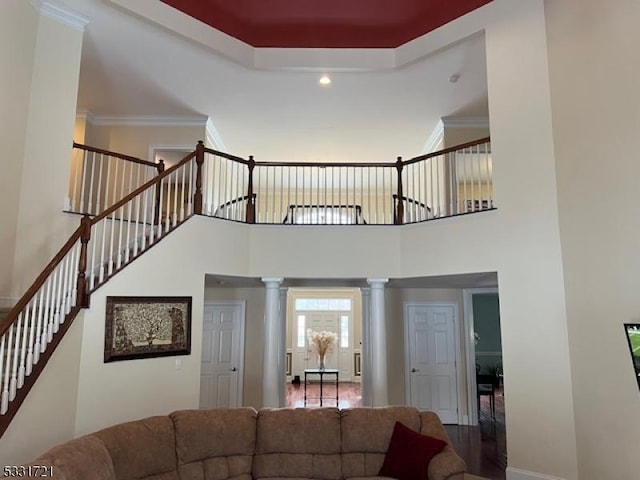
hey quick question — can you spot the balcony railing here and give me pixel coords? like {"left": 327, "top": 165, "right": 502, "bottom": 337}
{"left": 67, "top": 137, "right": 494, "bottom": 225}
{"left": 200, "top": 137, "right": 493, "bottom": 225}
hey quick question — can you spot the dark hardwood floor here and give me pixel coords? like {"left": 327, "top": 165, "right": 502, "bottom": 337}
{"left": 445, "top": 387, "right": 507, "bottom": 480}
{"left": 285, "top": 381, "right": 506, "bottom": 480}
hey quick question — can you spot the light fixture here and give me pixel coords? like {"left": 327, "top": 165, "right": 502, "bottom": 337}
{"left": 319, "top": 74, "right": 331, "bottom": 86}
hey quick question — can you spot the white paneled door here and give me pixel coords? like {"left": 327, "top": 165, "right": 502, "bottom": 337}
{"left": 405, "top": 304, "right": 459, "bottom": 424}
{"left": 200, "top": 302, "right": 245, "bottom": 409}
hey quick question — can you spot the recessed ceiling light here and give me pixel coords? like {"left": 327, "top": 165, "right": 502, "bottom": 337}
{"left": 319, "top": 75, "right": 331, "bottom": 86}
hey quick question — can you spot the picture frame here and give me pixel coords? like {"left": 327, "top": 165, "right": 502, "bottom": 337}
{"left": 623, "top": 323, "right": 640, "bottom": 390}
{"left": 104, "top": 296, "right": 192, "bottom": 362}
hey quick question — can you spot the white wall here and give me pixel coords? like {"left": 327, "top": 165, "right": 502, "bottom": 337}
{"left": 74, "top": 217, "right": 251, "bottom": 436}
{"left": 546, "top": 1, "right": 640, "bottom": 479}
{"left": 0, "top": 1, "right": 38, "bottom": 301}
{"left": 86, "top": 124, "right": 205, "bottom": 160}
{"left": 11, "top": 10, "right": 84, "bottom": 296}
{"left": 0, "top": 316, "right": 84, "bottom": 466}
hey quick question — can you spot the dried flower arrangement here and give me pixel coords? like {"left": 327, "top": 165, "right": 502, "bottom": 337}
{"left": 307, "top": 329, "right": 338, "bottom": 369}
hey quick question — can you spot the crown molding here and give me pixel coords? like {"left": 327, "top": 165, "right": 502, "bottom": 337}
{"left": 31, "top": 1, "right": 90, "bottom": 32}
{"left": 87, "top": 114, "right": 209, "bottom": 127}
{"left": 441, "top": 116, "right": 490, "bottom": 129}
{"left": 75, "top": 109, "right": 95, "bottom": 124}
{"left": 205, "top": 118, "right": 227, "bottom": 152}
{"left": 422, "top": 120, "right": 445, "bottom": 154}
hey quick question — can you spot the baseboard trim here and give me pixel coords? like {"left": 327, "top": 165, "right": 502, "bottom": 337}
{"left": 506, "top": 467, "right": 566, "bottom": 480}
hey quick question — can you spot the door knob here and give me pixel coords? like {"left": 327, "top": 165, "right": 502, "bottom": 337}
{"left": 411, "top": 368, "right": 418, "bottom": 373}
{"left": 230, "top": 367, "right": 237, "bottom": 372}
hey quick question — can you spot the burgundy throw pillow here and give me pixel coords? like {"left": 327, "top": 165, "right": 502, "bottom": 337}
{"left": 378, "top": 421, "right": 447, "bottom": 480}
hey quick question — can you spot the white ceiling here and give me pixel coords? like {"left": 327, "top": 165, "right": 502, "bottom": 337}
{"left": 67, "top": 0, "right": 489, "bottom": 163}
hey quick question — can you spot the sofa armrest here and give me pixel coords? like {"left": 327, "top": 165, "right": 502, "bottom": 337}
{"left": 427, "top": 447, "right": 466, "bottom": 480}
{"left": 419, "top": 411, "right": 466, "bottom": 480}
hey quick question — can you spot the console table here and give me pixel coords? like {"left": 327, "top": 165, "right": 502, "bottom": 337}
{"left": 304, "top": 368, "right": 339, "bottom": 407}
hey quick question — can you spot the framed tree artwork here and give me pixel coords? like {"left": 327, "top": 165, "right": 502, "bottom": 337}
{"left": 623, "top": 323, "right": 640, "bottom": 390}
{"left": 104, "top": 296, "right": 192, "bottom": 362}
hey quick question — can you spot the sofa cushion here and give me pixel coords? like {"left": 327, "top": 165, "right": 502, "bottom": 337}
{"left": 378, "top": 421, "right": 446, "bottom": 480}
{"left": 24, "top": 435, "right": 116, "bottom": 480}
{"left": 340, "top": 406, "right": 421, "bottom": 478}
{"left": 171, "top": 408, "right": 257, "bottom": 480}
{"left": 254, "top": 408, "right": 341, "bottom": 480}
{"left": 92, "top": 416, "right": 178, "bottom": 480}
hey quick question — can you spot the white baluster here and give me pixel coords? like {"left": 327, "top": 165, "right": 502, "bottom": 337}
{"left": 180, "top": 163, "right": 186, "bottom": 221}
{"left": 33, "top": 289, "right": 44, "bottom": 365}
{"left": 87, "top": 152, "right": 96, "bottom": 214}
{"left": 43, "top": 275, "right": 53, "bottom": 346}
{"left": 156, "top": 180, "right": 164, "bottom": 238}
{"left": 18, "top": 308, "right": 30, "bottom": 387}
{"left": 53, "top": 262, "right": 63, "bottom": 332}
{"left": 188, "top": 159, "right": 194, "bottom": 216}
{"left": 79, "top": 150, "right": 87, "bottom": 214}
{"left": 71, "top": 148, "right": 82, "bottom": 212}
{"left": 0, "top": 332, "right": 8, "bottom": 413}
{"left": 172, "top": 170, "right": 179, "bottom": 226}
{"left": 26, "top": 299, "right": 37, "bottom": 376}
{"left": 95, "top": 153, "right": 104, "bottom": 214}
{"left": 10, "top": 315, "right": 21, "bottom": 400}
{"left": 68, "top": 244, "right": 77, "bottom": 309}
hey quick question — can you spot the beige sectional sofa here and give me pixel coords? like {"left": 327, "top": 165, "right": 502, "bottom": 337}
{"left": 24, "top": 406, "right": 466, "bottom": 480}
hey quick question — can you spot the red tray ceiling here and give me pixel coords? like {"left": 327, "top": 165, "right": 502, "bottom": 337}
{"left": 160, "top": 0, "right": 492, "bottom": 48}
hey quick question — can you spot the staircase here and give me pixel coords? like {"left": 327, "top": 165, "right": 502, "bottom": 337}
{"left": 0, "top": 143, "right": 205, "bottom": 438}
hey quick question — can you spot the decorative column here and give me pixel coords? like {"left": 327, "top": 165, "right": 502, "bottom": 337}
{"left": 262, "top": 277, "right": 283, "bottom": 408}
{"left": 360, "top": 288, "right": 372, "bottom": 406}
{"left": 278, "top": 286, "right": 288, "bottom": 407}
{"left": 367, "top": 278, "right": 389, "bottom": 406}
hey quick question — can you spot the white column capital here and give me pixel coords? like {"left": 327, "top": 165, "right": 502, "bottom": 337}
{"left": 262, "top": 277, "right": 284, "bottom": 287}
{"left": 32, "top": 1, "right": 90, "bottom": 32}
{"left": 366, "top": 278, "right": 389, "bottom": 288}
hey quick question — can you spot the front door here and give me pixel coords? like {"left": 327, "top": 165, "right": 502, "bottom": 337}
{"left": 405, "top": 303, "right": 459, "bottom": 424}
{"left": 200, "top": 302, "right": 245, "bottom": 408}
{"left": 293, "top": 310, "right": 353, "bottom": 380}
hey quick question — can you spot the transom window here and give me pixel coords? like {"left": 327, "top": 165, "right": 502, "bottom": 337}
{"left": 295, "top": 298, "right": 352, "bottom": 311}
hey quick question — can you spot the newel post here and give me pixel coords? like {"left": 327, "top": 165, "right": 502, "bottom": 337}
{"left": 154, "top": 159, "right": 165, "bottom": 224}
{"left": 395, "top": 157, "right": 404, "bottom": 225}
{"left": 246, "top": 155, "right": 256, "bottom": 224}
{"left": 76, "top": 215, "right": 91, "bottom": 308}
{"left": 194, "top": 141, "right": 205, "bottom": 215}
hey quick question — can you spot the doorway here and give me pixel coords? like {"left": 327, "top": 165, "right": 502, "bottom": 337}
{"left": 200, "top": 302, "right": 246, "bottom": 408}
{"left": 285, "top": 289, "right": 362, "bottom": 408}
{"left": 404, "top": 303, "right": 460, "bottom": 424}
{"left": 462, "top": 288, "right": 507, "bottom": 473}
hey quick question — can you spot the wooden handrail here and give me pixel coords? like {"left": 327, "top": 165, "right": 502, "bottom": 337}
{"left": 0, "top": 225, "right": 83, "bottom": 338}
{"left": 72, "top": 142, "right": 158, "bottom": 169}
{"left": 255, "top": 160, "right": 395, "bottom": 168}
{"left": 91, "top": 151, "right": 197, "bottom": 225}
{"left": 202, "top": 147, "right": 249, "bottom": 165}
{"left": 404, "top": 136, "right": 491, "bottom": 166}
